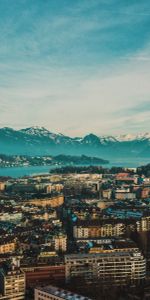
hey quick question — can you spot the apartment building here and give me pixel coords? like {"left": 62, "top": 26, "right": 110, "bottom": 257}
{"left": 0, "top": 260, "right": 25, "bottom": 300}
{"left": 137, "top": 216, "right": 150, "bottom": 232}
{"left": 53, "top": 234, "right": 67, "bottom": 252}
{"left": 73, "top": 220, "right": 125, "bottom": 239}
{"left": 65, "top": 251, "right": 146, "bottom": 286}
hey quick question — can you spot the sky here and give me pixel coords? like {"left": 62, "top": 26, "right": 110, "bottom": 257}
{"left": 0, "top": 0, "right": 150, "bottom": 137}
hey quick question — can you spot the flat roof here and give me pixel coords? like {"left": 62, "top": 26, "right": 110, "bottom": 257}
{"left": 36, "top": 285, "right": 92, "bottom": 299}
{"left": 65, "top": 250, "right": 143, "bottom": 259}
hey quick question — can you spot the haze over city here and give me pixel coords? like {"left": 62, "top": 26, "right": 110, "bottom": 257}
{"left": 0, "top": 0, "right": 150, "bottom": 136}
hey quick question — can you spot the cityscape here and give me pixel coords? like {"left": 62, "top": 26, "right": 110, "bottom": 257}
{"left": 0, "top": 0, "right": 150, "bottom": 299}
{"left": 0, "top": 164, "right": 150, "bottom": 299}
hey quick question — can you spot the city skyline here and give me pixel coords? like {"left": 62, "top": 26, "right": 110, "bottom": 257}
{"left": 0, "top": 0, "right": 150, "bottom": 136}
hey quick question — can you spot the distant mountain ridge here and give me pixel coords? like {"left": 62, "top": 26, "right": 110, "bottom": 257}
{"left": 0, "top": 126, "right": 149, "bottom": 158}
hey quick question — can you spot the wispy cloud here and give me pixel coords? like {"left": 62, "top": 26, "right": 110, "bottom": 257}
{"left": 0, "top": 0, "right": 150, "bottom": 135}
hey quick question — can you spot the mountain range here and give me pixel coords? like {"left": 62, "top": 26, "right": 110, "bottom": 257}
{"left": 0, "top": 126, "right": 149, "bottom": 159}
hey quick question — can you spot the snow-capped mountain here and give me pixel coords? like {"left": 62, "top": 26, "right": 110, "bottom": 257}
{"left": 99, "top": 136, "right": 118, "bottom": 144}
{"left": 20, "top": 126, "right": 53, "bottom": 137}
{"left": 0, "top": 126, "right": 149, "bottom": 158}
{"left": 20, "top": 126, "right": 75, "bottom": 145}
{"left": 116, "top": 133, "right": 150, "bottom": 142}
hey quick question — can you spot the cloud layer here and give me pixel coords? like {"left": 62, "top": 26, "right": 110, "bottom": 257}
{"left": 0, "top": 0, "right": 150, "bottom": 136}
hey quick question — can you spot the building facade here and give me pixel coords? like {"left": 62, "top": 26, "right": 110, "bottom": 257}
{"left": 65, "top": 251, "right": 146, "bottom": 286}
{"left": 73, "top": 221, "right": 125, "bottom": 238}
{"left": 0, "top": 262, "right": 25, "bottom": 300}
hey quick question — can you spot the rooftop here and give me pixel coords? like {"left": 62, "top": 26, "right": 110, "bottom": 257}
{"left": 36, "top": 285, "right": 92, "bottom": 300}
{"left": 65, "top": 250, "right": 144, "bottom": 260}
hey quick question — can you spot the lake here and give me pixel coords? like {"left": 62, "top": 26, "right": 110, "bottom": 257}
{"left": 0, "top": 158, "right": 149, "bottom": 178}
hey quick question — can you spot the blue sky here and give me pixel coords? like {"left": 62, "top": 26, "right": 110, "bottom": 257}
{"left": 0, "top": 0, "right": 150, "bottom": 136}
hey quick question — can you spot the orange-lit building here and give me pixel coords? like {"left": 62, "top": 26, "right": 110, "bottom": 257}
{"left": 0, "top": 241, "right": 16, "bottom": 254}
{"left": 0, "top": 182, "right": 6, "bottom": 191}
{"left": 24, "top": 195, "right": 64, "bottom": 208}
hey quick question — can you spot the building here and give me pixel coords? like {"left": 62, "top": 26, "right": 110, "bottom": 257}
{"left": 137, "top": 216, "right": 150, "bottom": 232}
{"left": 53, "top": 234, "right": 67, "bottom": 252}
{"left": 34, "top": 285, "right": 92, "bottom": 300}
{"left": 0, "top": 213, "right": 22, "bottom": 222}
{"left": 0, "top": 182, "right": 6, "bottom": 191}
{"left": 75, "top": 237, "right": 139, "bottom": 254}
{"left": 65, "top": 251, "right": 146, "bottom": 286}
{"left": 0, "top": 240, "right": 16, "bottom": 254}
{"left": 102, "top": 189, "right": 112, "bottom": 199}
{"left": 24, "top": 265, "right": 65, "bottom": 288}
{"left": 25, "top": 195, "right": 64, "bottom": 208}
{"left": 141, "top": 187, "right": 150, "bottom": 199}
{"left": 8, "top": 183, "right": 39, "bottom": 193}
{"left": 88, "top": 238, "right": 138, "bottom": 254}
{"left": 115, "top": 191, "right": 136, "bottom": 200}
{"left": 0, "top": 259, "right": 25, "bottom": 300}
{"left": 46, "top": 184, "right": 64, "bottom": 194}
{"left": 115, "top": 173, "right": 135, "bottom": 185}
{"left": 73, "top": 220, "right": 125, "bottom": 239}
